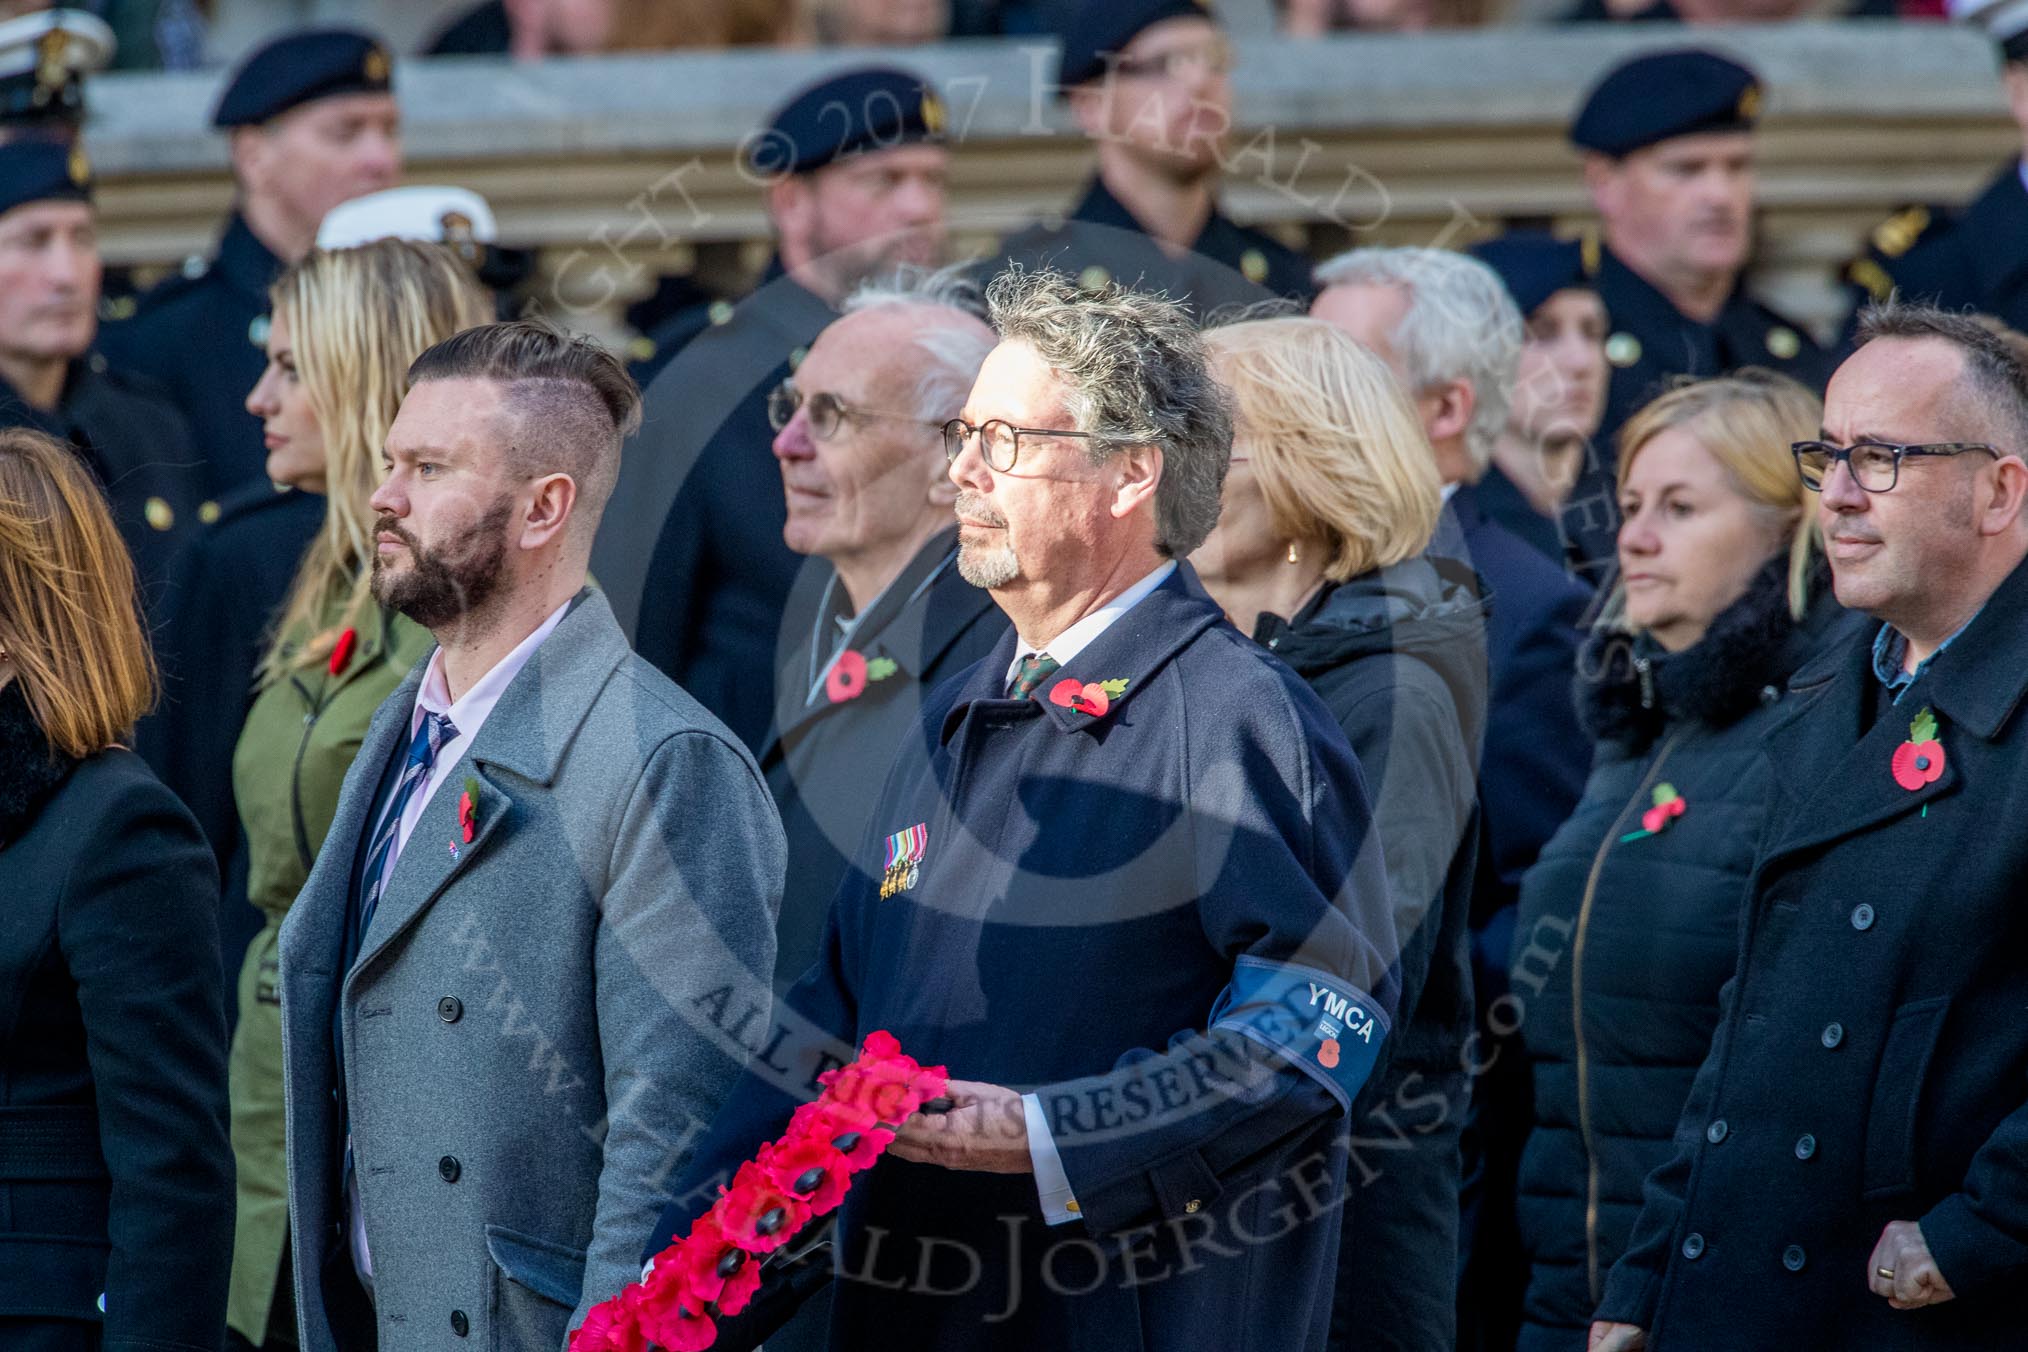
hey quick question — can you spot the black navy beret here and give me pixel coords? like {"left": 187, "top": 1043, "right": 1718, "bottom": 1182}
{"left": 1469, "top": 232, "right": 1598, "bottom": 318}
{"left": 745, "top": 66, "right": 946, "bottom": 178}
{"left": 1057, "top": 0, "right": 1219, "bottom": 89}
{"left": 0, "top": 137, "right": 92, "bottom": 217}
{"left": 211, "top": 27, "right": 393, "bottom": 129}
{"left": 1569, "top": 48, "right": 1762, "bottom": 157}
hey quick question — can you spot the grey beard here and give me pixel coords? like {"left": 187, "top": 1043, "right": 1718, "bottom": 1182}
{"left": 957, "top": 538, "right": 1019, "bottom": 589}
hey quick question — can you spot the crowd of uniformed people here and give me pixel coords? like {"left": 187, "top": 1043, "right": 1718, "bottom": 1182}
{"left": 4, "top": 1, "right": 2028, "bottom": 1350}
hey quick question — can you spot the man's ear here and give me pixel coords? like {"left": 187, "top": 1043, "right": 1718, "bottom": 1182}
{"left": 927, "top": 452, "right": 959, "bottom": 508}
{"left": 1979, "top": 455, "right": 2028, "bottom": 538}
{"left": 1067, "top": 83, "right": 1109, "bottom": 140}
{"left": 1422, "top": 377, "right": 1476, "bottom": 448}
{"left": 520, "top": 473, "right": 579, "bottom": 552}
{"left": 1582, "top": 152, "right": 1621, "bottom": 218}
{"left": 1109, "top": 442, "right": 1162, "bottom": 521}
{"left": 228, "top": 126, "right": 268, "bottom": 191}
{"left": 769, "top": 177, "right": 814, "bottom": 269}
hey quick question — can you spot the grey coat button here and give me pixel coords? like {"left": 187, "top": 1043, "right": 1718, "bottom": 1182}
{"left": 1682, "top": 1232, "right": 1706, "bottom": 1260}
{"left": 438, "top": 996, "right": 463, "bottom": 1022}
{"left": 1783, "top": 1244, "right": 1807, "bottom": 1271}
{"left": 439, "top": 1155, "right": 461, "bottom": 1183}
{"left": 451, "top": 1309, "right": 469, "bottom": 1336}
{"left": 1851, "top": 904, "right": 1875, "bottom": 931}
{"left": 1795, "top": 1134, "right": 1817, "bottom": 1160}
{"left": 1706, "top": 1119, "right": 1729, "bottom": 1144}
{"left": 1821, "top": 1022, "right": 1844, "bottom": 1049}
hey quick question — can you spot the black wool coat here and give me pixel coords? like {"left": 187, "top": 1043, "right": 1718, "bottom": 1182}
{"left": 594, "top": 257, "right": 837, "bottom": 752}
{"left": 1510, "top": 562, "right": 1854, "bottom": 1352}
{"left": 1598, "top": 552, "right": 2028, "bottom": 1348}
{"left": 96, "top": 211, "right": 280, "bottom": 500}
{"left": 0, "top": 683, "right": 233, "bottom": 1352}
{"left": 1260, "top": 554, "right": 1490, "bottom": 1352}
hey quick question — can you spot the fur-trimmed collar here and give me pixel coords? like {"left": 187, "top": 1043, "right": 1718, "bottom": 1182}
{"left": 1580, "top": 557, "right": 1827, "bottom": 752}
{"left": 0, "top": 680, "right": 75, "bottom": 844}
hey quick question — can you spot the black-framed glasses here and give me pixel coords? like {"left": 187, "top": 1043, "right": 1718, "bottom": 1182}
{"left": 940, "top": 418, "right": 1111, "bottom": 473}
{"left": 1792, "top": 440, "right": 2001, "bottom": 493}
{"left": 767, "top": 380, "right": 936, "bottom": 439}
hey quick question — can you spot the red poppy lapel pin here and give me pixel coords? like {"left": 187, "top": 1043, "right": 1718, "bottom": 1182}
{"left": 825, "top": 650, "right": 900, "bottom": 704}
{"left": 327, "top": 626, "right": 358, "bottom": 677}
{"left": 1049, "top": 676, "right": 1130, "bottom": 719}
{"left": 1618, "top": 783, "right": 1687, "bottom": 844}
{"left": 1891, "top": 706, "right": 1946, "bottom": 792}
{"left": 456, "top": 775, "right": 480, "bottom": 847}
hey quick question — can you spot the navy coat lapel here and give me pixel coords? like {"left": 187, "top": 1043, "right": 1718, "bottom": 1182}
{"left": 1762, "top": 559, "right": 2028, "bottom": 862}
{"left": 939, "top": 564, "right": 1224, "bottom": 742}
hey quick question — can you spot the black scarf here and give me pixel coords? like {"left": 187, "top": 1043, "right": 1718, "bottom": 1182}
{"left": 0, "top": 679, "right": 76, "bottom": 845}
{"left": 1579, "top": 555, "right": 1825, "bottom": 753}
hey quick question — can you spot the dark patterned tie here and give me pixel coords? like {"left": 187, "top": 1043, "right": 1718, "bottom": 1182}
{"left": 356, "top": 709, "right": 457, "bottom": 940}
{"left": 1009, "top": 652, "right": 1060, "bottom": 701}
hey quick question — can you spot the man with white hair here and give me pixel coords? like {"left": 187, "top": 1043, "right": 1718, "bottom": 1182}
{"left": 759, "top": 268, "right": 1008, "bottom": 991}
{"left": 1312, "top": 244, "right": 1593, "bottom": 1352}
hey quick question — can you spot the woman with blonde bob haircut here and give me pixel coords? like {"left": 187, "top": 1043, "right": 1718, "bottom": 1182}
{"left": 1510, "top": 370, "right": 1857, "bottom": 1352}
{"left": 1197, "top": 315, "right": 1490, "bottom": 1352}
{"left": 225, "top": 239, "right": 493, "bottom": 1350}
{"left": 0, "top": 428, "right": 235, "bottom": 1348}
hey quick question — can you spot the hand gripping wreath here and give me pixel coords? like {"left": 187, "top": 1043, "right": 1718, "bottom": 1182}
{"left": 571, "top": 1032, "right": 949, "bottom": 1352}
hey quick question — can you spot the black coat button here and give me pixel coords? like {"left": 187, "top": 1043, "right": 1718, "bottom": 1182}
{"left": 1706, "top": 1119, "right": 1729, "bottom": 1144}
{"left": 439, "top": 1155, "right": 461, "bottom": 1183}
{"left": 451, "top": 1309, "right": 469, "bottom": 1337}
{"left": 1821, "top": 1022, "right": 1844, "bottom": 1049}
{"left": 1795, "top": 1134, "right": 1817, "bottom": 1160}
{"left": 438, "top": 996, "right": 463, "bottom": 1023}
{"left": 1682, "top": 1232, "right": 1706, "bottom": 1260}
{"left": 1850, "top": 904, "right": 1875, "bottom": 931}
{"left": 1783, "top": 1244, "right": 1807, "bottom": 1272}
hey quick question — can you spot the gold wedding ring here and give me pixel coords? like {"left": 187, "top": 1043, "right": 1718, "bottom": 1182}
{"left": 1877, "top": 1267, "right": 1896, "bottom": 1280}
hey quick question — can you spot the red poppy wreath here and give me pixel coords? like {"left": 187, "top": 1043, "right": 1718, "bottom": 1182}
{"left": 570, "top": 1032, "right": 948, "bottom": 1352}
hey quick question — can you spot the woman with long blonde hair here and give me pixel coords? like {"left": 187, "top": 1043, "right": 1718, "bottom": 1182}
{"left": 225, "top": 239, "right": 492, "bottom": 1350}
{"left": 0, "top": 427, "right": 235, "bottom": 1350}
{"left": 1196, "top": 315, "right": 1486, "bottom": 1352}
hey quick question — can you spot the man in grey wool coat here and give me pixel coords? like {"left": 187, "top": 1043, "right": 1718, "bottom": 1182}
{"left": 278, "top": 319, "right": 785, "bottom": 1351}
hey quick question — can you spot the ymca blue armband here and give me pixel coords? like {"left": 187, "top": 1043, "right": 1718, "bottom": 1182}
{"left": 1206, "top": 955, "right": 1391, "bottom": 1112}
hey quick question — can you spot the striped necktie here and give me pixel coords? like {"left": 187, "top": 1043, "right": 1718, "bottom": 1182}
{"left": 356, "top": 709, "right": 457, "bottom": 941}
{"left": 1009, "top": 652, "right": 1060, "bottom": 701}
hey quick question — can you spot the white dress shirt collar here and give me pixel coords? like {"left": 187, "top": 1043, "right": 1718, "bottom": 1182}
{"left": 1004, "top": 560, "right": 1175, "bottom": 688}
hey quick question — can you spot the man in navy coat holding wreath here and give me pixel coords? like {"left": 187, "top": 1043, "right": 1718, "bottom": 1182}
{"left": 640, "top": 269, "right": 1402, "bottom": 1351}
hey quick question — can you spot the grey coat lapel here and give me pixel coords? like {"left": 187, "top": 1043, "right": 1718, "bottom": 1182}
{"left": 287, "top": 659, "right": 426, "bottom": 986}
{"left": 347, "top": 590, "right": 628, "bottom": 976}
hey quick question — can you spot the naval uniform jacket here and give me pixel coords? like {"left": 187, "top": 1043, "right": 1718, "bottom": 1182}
{"left": 1563, "top": 248, "right": 1835, "bottom": 573}
{"left": 647, "top": 565, "right": 1402, "bottom": 1352}
{"left": 98, "top": 212, "right": 280, "bottom": 500}
{"left": 593, "top": 257, "right": 836, "bottom": 751}
{"left": 1596, "top": 555, "right": 2028, "bottom": 1348}
{"left": 992, "top": 176, "right": 1313, "bottom": 320}
{"left": 1844, "top": 162, "right": 2028, "bottom": 338}
{"left": 0, "top": 357, "right": 201, "bottom": 605}
{"left": 758, "top": 529, "right": 1006, "bottom": 987}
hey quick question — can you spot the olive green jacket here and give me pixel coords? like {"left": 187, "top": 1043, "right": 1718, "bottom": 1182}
{"left": 225, "top": 599, "right": 433, "bottom": 1343}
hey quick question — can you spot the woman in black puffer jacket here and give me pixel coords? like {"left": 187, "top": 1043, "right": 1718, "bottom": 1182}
{"left": 1509, "top": 372, "right": 1858, "bottom": 1352}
